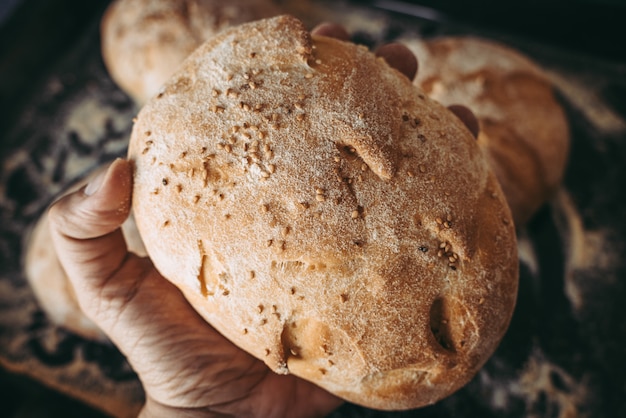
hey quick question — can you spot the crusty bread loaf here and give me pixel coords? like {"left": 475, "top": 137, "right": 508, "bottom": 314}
{"left": 128, "top": 16, "right": 518, "bottom": 410}
{"left": 101, "top": 0, "right": 281, "bottom": 104}
{"left": 24, "top": 167, "right": 147, "bottom": 341}
{"left": 406, "top": 36, "right": 570, "bottom": 225}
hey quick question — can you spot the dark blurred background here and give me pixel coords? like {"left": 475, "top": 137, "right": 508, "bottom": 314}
{"left": 365, "top": 0, "right": 626, "bottom": 61}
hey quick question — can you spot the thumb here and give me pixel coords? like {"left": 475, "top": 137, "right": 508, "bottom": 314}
{"left": 48, "top": 158, "right": 139, "bottom": 302}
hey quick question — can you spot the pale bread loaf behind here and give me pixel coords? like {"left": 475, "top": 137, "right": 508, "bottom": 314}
{"left": 407, "top": 36, "right": 570, "bottom": 225}
{"left": 101, "top": 0, "right": 281, "bottom": 104}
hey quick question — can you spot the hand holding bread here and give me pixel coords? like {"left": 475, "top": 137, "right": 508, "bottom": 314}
{"left": 34, "top": 14, "right": 517, "bottom": 414}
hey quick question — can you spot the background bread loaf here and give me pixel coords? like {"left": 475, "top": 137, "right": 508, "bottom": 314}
{"left": 101, "top": 0, "right": 281, "bottom": 104}
{"left": 128, "top": 16, "right": 519, "bottom": 410}
{"left": 406, "top": 36, "right": 570, "bottom": 225}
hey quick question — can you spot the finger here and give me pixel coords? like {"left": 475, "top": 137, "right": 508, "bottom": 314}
{"left": 375, "top": 43, "right": 418, "bottom": 81}
{"left": 311, "top": 22, "right": 350, "bottom": 41}
{"left": 49, "top": 158, "right": 133, "bottom": 291}
{"left": 447, "top": 104, "right": 480, "bottom": 139}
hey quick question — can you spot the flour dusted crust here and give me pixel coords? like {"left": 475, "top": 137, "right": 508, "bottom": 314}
{"left": 406, "top": 36, "right": 570, "bottom": 225}
{"left": 128, "top": 16, "right": 518, "bottom": 410}
{"left": 101, "top": 0, "right": 281, "bottom": 104}
{"left": 24, "top": 167, "right": 147, "bottom": 341}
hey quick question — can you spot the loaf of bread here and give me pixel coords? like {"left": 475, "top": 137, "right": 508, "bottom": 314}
{"left": 24, "top": 167, "right": 147, "bottom": 341}
{"left": 128, "top": 16, "right": 519, "bottom": 410}
{"left": 101, "top": 0, "right": 281, "bottom": 104}
{"left": 406, "top": 36, "right": 570, "bottom": 225}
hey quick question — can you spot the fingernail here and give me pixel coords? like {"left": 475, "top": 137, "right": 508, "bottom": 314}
{"left": 84, "top": 166, "right": 108, "bottom": 196}
{"left": 447, "top": 104, "right": 480, "bottom": 139}
{"left": 311, "top": 23, "right": 350, "bottom": 41}
{"left": 375, "top": 43, "right": 418, "bottom": 81}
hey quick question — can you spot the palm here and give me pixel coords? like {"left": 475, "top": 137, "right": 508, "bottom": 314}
{"left": 91, "top": 256, "right": 341, "bottom": 418}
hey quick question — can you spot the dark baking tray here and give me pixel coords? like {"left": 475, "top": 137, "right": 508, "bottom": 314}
{"left": 1, "top": 0, "right": 625, "bottom": 416}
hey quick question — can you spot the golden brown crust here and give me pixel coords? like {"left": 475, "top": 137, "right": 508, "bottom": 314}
{"left": 100, "top": 0, "right": 281, "bottom": 104}
{"left": 407, "top": 36, "right": 570, "bottom": 225}
{"left": 128, "top": 16, "right": 518, "bottom": 410}
{"left": 23, "top": 167, "right": 147, "bottom": 341}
